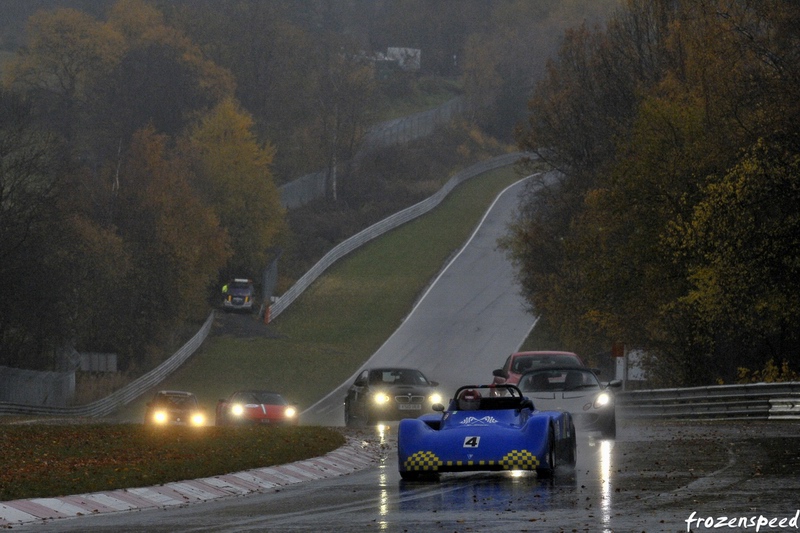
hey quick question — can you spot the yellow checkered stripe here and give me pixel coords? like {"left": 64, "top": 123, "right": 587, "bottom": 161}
{"left": 403, "top": 450, "right": 539, "bottom": 471}
{"left": 403, "top": 451, "right": 443, "bottom": 471}
{"left": 501, "top": 449, "right": 539, "bottom": 469}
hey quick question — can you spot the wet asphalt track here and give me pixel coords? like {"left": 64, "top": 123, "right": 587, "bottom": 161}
{"left": 6, "top": 176, "right": 800, "bottom": 531}
{"left": 12, "top": 419, "right": 800, "bottom": 532}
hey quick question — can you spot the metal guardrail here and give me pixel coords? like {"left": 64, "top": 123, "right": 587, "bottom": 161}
{"left": 270, "top": 152, "right": 527, "bottom": 321}
{"left": 280, "top": 97, "right": 465, "bottom": 209}
{"left": 0, "top": 153, "right": 526, "bottom": 417}
{"left": 617, "top": 382, "right": 800, "bottom": 420}
{"left": 0, "top": 312, "right": 215, "bottom": 418}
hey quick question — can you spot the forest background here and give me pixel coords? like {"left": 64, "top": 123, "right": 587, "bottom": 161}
{"left": 0, "top": 0, "right": 615, "bottom": 380}
{"left": 2, "top": 0, "right": 798, "bottom": 391}
{"left": 507, "top": 0, "right": 800, "bottom": 385}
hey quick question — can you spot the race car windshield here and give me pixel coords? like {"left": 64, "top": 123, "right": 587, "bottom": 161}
{"left": 369, "top": 369, "right": 429, "bottom": 385}
{"left": 511, "top": 355, "right": 581, "bottom": 373}
{"left": 155, "top": 394, "right": 198, "bottom": 408}
{"left": 233, "top": 392, "right": 286, "bottom": 405}
{"left": 518, "top": 370, "right": 601, "bottom": 392}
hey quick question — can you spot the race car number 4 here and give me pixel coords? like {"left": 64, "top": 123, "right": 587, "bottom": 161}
{"left": 463, "top": 436, "right": 480, "bottom": 448}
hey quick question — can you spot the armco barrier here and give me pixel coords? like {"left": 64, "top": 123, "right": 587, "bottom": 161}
{"left": 617, "top": 381, "right": 800, "bottom": 420}
{"left": 280, "top": 97, "right": 465, "bottom": 209}
{"left": 269, "top": 152, "right": 527, "bottom": 321}
{"left": 0, "top": 312, "right": 215, "bottom": 418}
{"left": 0, "top": 153, "right": 527, "bottom": 417}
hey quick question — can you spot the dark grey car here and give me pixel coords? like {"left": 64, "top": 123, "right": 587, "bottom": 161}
{"left": 344, "top": 368, "right": 442, "bottom": 426}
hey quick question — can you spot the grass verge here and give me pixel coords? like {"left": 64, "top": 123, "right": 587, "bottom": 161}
{"left": 0, "top": 424, "right": 344, "bottom": 501}
{"left": 1, "top": 163, "right": 530, "bottom": 502}
{"left": 120, "top": 165, "right": 527, "bottom": 417}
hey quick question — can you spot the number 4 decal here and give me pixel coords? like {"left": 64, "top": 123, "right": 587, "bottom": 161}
{"left": 463, "top": 436, "right": 480, "bottom": 448}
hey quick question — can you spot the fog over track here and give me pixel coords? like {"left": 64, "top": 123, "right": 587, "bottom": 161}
{"left": 11, "top": 175, "right": 800, "bottom": 532}
{"left": 301, "top": 175, "right": 539, "bottom": 427}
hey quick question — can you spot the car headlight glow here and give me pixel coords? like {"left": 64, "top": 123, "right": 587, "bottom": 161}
{"left": 231, "top": 404, "right": 245, "bottom": 416}
{"left": 284, "top": 406, "right": 297, "bottom": 418}
{"left": 429, "top": 393, "right": 442, "bottom": 404}
{"left": 373, "top": 392, "right": 391, "bottom": 405}
{"left": 190, "top": 413, "right": 206, "bottom": 426}
{"left": 593, "top": 392, "right": 612, "bottom": 409}
{"left": 153, "top": 410, "right": 168, "bottom": 424}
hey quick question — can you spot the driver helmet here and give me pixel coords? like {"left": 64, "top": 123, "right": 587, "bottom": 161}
{"left": 458, "top": 389, "right": 481, "bottom": 410}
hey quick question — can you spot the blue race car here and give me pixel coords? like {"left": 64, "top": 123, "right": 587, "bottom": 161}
{"left": 397, "top": 384, "right": 576, "bottom": 481}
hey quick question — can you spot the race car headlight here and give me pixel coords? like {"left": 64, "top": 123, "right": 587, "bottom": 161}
{"left": 153, "top": 410, "right": 168, "bottom": 424}
{"left": 190, "top": 413, "right": 206, "bottom": 426}
{"left": 593, "top": 392, "right": 612, "bottom": 409}
{"left": 284, "top": 406, "right": 297, "bottom": 418}
{"left": 429, "top": 393, "right": 442, "bottom": 405}
{"left": 373, "top": 392, "right": 391, "bottom": 405}
{"left": 231, "top": 404, "right": 245, "bottom": 417}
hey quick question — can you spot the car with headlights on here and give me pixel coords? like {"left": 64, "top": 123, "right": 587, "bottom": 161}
{"left": 222, "top": 278, "right": 256, "bottom": 313}
{"left": 344, "top": 368, "right": 442, "bottom": 426}
{"left": 215, "top": 390, "right": 298, "bottom": 426}
{"left": 397, "top": 384, "right": 576, "bottom": 481}
{"left": 144, "top": 390, "right": 206, "bottom": 427}
{"left": 517, "top": 367, "right": 620, "bottom": 438}
{"left": 492, "top": 350, "right": 586, "bottom": 387}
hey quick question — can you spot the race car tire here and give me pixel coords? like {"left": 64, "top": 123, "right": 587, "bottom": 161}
{"left": 537, "top": 426, "right": 556, "bottom": 478}
{"left": 344, "top": 400, "right": 356, "bottom": 427}
{"left": 566, "top": 419, "right": 577, "bottom": 467}
{"left": 400, "top": 470, "right": 438, "bottom": 482}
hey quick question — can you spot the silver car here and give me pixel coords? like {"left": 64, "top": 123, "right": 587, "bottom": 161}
{"left": 518, "top": 367, "right": 621, "bottom": 438}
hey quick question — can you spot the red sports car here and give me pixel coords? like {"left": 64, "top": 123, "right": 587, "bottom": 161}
{"left": 492, "top": 351, "right": 585, "bottom": 387}
{"left": 215, "top": 390, "right": 298, "bottom": 426}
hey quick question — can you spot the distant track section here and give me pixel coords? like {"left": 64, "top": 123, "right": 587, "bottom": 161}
{"left": 0, "top": 153, "right": 527, "bottom": 417}
{"left": 269, "top": 152, "right": 528, "bottom": 321}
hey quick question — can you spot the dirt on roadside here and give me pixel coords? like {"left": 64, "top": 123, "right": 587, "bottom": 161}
{"left": 211, "top": 310, "right": 283, "bottom": 339}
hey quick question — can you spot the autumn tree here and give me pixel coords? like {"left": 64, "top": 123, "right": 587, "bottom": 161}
{"left": 2, "top": 7, "right": 125, "bottom": 144}
{"left": 185, "top": 98, "right": 284, "bottom": 279}
{"left": 105, "top": 126, "right": 229, "bottom": 368}
{"left": 3, "top": 0, "right": 235, "bottom": 166}
{"left": 315, "top": 43, "right": 377, "bottom": 201}
{"left": 87, "top": 0, "right": 235, "bottom": 163}
{"left": 163, "top": 1, "right": 326, "bottom": 181}
{"left": 462, "top": 0, "right": 620, "bottom": 140}
{"left": 0, "top": 90, "right": 72, "bottom": 369}
{"left": 672, "top": 140, "right": 800, "bottom": 373}
{"left": 507, "top": 0, "right": 800, "bottom": 384}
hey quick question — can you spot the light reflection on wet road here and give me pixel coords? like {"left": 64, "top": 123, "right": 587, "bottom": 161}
{"left": 26, "top": 418, "right": 800, "bottom": 532}
{"left": 14, "top": 175, "right": 800, "bottom": 532}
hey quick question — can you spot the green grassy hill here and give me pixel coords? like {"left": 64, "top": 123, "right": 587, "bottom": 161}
{"left": 115, "top": 165, "right": 530, "bottom": 422}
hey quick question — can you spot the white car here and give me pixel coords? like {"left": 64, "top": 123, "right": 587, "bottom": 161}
{"left": 518, "top": 367, "right": 620, "bottom": 438}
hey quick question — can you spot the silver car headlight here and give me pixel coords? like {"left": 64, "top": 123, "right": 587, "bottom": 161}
{"left": 429, "top": 392, "right": 442, "bottom": 405}
{"left": 593, "top": 392, "right": 612, "bottom": 409}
